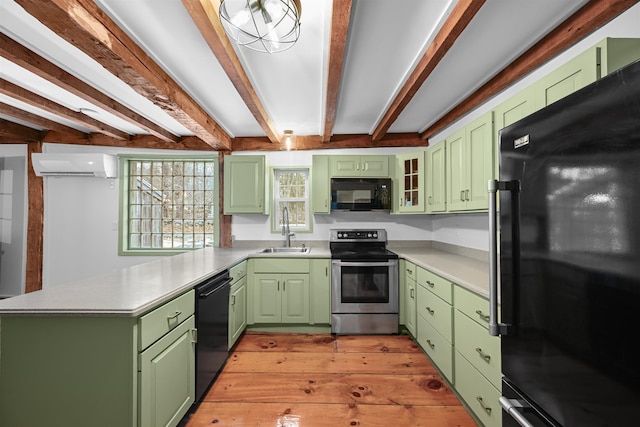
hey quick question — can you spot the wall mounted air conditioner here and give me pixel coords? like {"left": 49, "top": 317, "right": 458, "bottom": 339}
{"left": 31, "top": 153, "right": 118, "bottom": 178}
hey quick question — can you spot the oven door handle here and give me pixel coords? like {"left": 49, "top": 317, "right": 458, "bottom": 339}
{"left": 332, "top": 261, "right": 397, "bottom": 267}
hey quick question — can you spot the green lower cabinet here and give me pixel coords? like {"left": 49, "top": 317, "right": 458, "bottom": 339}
{"left": 454, "top": 351, "right": 502, "bottom": 427}
{"left": 417, "top": 313, "right": 454, "bottom": 383}
{"left": 229, "top": 275, "right": 247, "bottom": 348}
{"left": 310, "top": 258, "right": 331, "bottom": 324}
{"left": 139, "top": 316, "right": 196, "bottom": 427}
{"left": 253, "top": 273, "right": 310, "bottom": 323}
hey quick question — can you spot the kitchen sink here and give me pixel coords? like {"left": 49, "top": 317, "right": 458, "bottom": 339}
{"left": 258, "top": 247, "right": 311, "bottom": 254}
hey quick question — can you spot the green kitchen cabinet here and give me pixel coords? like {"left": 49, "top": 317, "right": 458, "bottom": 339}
{"left": 229, "top": 261, "right": 248, "bottom": 348}
{"left": 329, "top": 155, "right": 390, "bottom": 177}
{"left": 403, "top": 260, "right": 417, "bottom": 336}
{"left": 535, "top": 38, "right": 640, "bottom": 110}
{"left": 223, "top": 155, "right": 267, "bottom": 214}
{"left": 253, "top": 273, "right": 310, "bottom": 323}
{"left": 311, "top": 155, "right": 330, "bottom": 214}
{"left": 0, "top": 290, "right": 196, "bottom": 427}
{"left": 310, "top": 258, "right": 331, "bottom": 324}
{"left": 249, "top": 258, "right": 310, "bottom": 324}
{"left": 425, "top": 143, "right": 446, "bottom": 213}
{"left": 446, "top": 111, "right": 494, "bottom": 212}
{"left": 396, "top": 151, "right": 425, "bottom": 213}
{"left": 139, "top": 315, "right": 196, "bottom": 427}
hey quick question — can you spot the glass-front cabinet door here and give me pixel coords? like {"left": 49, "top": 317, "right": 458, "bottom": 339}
{"left": 396, "top": 151, "right": 424, "bottom": 213}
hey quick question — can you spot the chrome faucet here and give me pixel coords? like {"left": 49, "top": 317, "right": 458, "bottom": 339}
{"left": 282, "top": 206, "right": 294, "bottom": 247}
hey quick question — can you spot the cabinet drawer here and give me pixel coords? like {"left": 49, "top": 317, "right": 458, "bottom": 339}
{"left": 252, "top": 258, "right": 310, "bottom": 273}
{"left": 417, "top": 314, "right": 453, "bottom": 382}
{"left": 454, "top": 285, "right": 492, "bottom": 329}
{"left": 230, "top": 261, "right": 247, "bottom": 283}
{"left": 403, "top": 260, "right": 417, "bottom": 282}
{"left": 454, "top": 309, "right": 502, "bottom": 389}
{"left": 139, "top": 290, "right": 195, "bottom": 351}
{"left": 417, "top": 283, "right": 452, "bottom": 342}
{"left": 417, "top": 267, "right": 452, "bottom": 303}
{"left": 454, "top": 351, "right": 502, "bottom": 427}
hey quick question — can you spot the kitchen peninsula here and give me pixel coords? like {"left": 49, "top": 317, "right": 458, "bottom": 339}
{"left": 0, "top": 243, "right": 490, "bottom": 427}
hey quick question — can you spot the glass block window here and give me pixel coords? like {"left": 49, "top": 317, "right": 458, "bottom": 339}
{"left": 124, "top": 158, "right": 216, "bottom": 252}
{"left": 273, "top": 168, "right": 310, "bottom": 232}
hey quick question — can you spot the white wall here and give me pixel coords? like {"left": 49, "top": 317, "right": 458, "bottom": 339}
{"left": 35, "top": 3, "right": 640, "bottom": 286}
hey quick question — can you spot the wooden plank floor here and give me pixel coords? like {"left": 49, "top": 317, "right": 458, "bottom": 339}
{"left": 181, "top": 332, "right": 478, "bottom": 426}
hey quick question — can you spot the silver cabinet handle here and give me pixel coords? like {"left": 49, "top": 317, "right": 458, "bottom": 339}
{"left": 460, "top": 190, "right": 465, "bottom": 201}
{"left": 231, "top": 295, "right": 236, "bottom": 305}
{"left": 426, "top": 339, "right": 435, "bottom": 349}
{"left": 425, "top": 306, "right": 434, "bottom": 315}
{"left": 475, "top": 309, "right": 490, "bottom": 323}
{"left": 277, "top": 281, "right": 280, "bottom": 291}
{"left": 465, "top": 189, "right": 470, "bottom": 201}
{"left": 475, "top": 347, "right": 491, "bottom": 362}
{"left": 167, "top": 311, "right": 181, "bottom": 320}
{"left": 406, "top": 268, "right": 413, "bottom": 275}
{"left": 476, "top": 396, "right": 492, "bottom": 415}
{"left": 364, "top": 162, "right": 369, "bottom": 171}
{"left": 427, "top": 281, "right": 434, "bottom": 288}
{"left": 499, "top": 397, "right": 535, "bottom": 427}
{"left": 410, "top": 288, "right": 414, "bottom": 299}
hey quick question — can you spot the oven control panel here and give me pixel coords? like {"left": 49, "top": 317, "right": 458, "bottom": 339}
{"left": 332, "top": 229, "right": 386, "bottom": 241}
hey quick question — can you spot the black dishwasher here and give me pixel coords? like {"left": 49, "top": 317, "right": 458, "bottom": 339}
{"left": 194, "top": 270, "right": 232, "bottom": 402}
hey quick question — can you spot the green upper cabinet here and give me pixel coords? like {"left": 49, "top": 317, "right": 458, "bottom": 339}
{"left": 446, "top": 112, "right": 494, "bottom": 212}
{"left": 329, "top": 155, "right": 390, "bottom": 177}
{"left": 311, "top": 155, "right": 330, "bottom": 214}
{"left": 223, "top": 155, "right": 267, "bottom": 214}
{"left": 396, "top": 151, "right": 425, "bottom": 213}
{"left": 425, "top": 144, "right": 446, "bottom": 213}
{"left": 535, "top": 38, "right": 640, "bottom": 110}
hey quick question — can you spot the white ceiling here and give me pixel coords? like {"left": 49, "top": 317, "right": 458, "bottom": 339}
{"left": 0, "top": 0, "right": 595, "bottom": 147}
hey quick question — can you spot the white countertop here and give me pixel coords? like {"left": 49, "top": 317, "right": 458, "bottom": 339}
{"left": 0, "top": 244, "right": 486, "bottom": 317}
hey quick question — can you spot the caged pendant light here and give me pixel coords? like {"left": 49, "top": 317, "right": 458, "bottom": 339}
{"left": 219, "top": 0, "right": 302, "bottom": 54}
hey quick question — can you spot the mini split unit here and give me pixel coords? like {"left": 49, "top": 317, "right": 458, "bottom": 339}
{"left": 31, "top": 153, "right": 117, "bottom": 178}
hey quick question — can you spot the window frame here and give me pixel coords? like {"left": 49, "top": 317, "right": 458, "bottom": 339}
{"left": 270, "top": 167, "right": 312, "bottom": 234}
{"left": 118, "top": 154, "right": 219, "bottom": 256}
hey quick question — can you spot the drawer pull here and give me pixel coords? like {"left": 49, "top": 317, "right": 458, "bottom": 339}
{"left": 410, "top": 288, "right": 415, "bottom": 299}
{"left": 406, "top": 268, "right": 413, "bottom": 274}
{"left": 427, "top": 281, "right": 435, "bottom": 288}
{"left": 231, "top": 295, "right": 236, "bottom": 305}
{"left": 167, "top": 311, "right": 182, "bottom": 320}
{"left": 476, "top": 396, "right": 492, "bottom": 415}
{"left": 475, "top": 309, "right": 490, "bottom": 323}
{"left": 426, "top": 339, "right": 435, "bottom": 349}
{"left": 425, "top": 306, "right": 435, "bottom": 315}
{"left": 475, "top": 347, "right": 491, "bottom": 362}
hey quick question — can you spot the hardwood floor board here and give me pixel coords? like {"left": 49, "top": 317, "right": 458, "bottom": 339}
{"left": 184, "top": 333, "right": 477, "bottom": 426}
{"left": 224, "top": 351, "right": 437, "bottom": 375}
{"left": 184, "top": 402, "right": 477, "bottom": 427}
{"left": 335, "top": 334, "right": 421, "bottom": 353}
{"left": 204, "top": 372, "right": 461, "bottom": 406}
{"left": 233, "top": 332, "right": 337, "bottom": 352}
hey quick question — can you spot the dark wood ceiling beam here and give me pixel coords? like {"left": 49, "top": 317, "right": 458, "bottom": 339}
{"left": 0, "top": 101, "right": 87, "bottom": 139}
{"left": 0, "top": 117, "right": 43, "bottom": 142}
{"left": 26, "top": 141, "right": 44, "bottom": 293}
{"left": 15, "top": 0, "right": 231, "bottom": 150}
{"left": 182, "top": 0, "right": 281, "bottom": 143}
{"left": 42, "top": 131, "right": 213, "bottom": 151}
{"left": 0, "top": 33, "right": 179, "bottom": 143}
{"left": 420, "top": 0, "right": 640, "bottom": 140}
{"left": 323, "top": 0, "right": 353, "bottom": 143}
{"left": 232, "top": 133, "right": 427, "bottom": 151}
{"left": 0, "top": 78, "right": 130, "bottom": 139}
{"left": 371, "top": 0, "right": 486, "bottom": 141}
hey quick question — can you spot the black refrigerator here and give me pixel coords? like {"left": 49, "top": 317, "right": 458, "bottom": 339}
{"left": 490, "top": 59, "right": 640, "bottom": 426}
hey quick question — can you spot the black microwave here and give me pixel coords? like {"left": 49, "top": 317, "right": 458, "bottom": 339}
{"left": 330, "top": 178, "right": 392, "bottom": 211}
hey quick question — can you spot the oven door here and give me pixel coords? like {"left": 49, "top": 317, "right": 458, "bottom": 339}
{"left": 331, "top": 259, "right": 398, "bottom": 313}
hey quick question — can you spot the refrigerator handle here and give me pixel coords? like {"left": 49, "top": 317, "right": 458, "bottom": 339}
{"left": 488, "top": 179, "right": 517, "bottom": 336}
{"left": 499, "top": 397, "right": 535, "bottom": 427}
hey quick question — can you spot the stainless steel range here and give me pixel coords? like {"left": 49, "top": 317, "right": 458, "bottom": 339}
{"left": 330, "top": 229, "right": 399, "bottom": 334}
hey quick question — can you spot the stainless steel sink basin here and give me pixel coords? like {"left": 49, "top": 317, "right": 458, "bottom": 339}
{"left": 258, "top": 247, "right": 310, "bottom": 254}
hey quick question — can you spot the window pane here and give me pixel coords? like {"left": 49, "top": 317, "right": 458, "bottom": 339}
{"left": 123, "top": 158, "right": 216, "bottom": 251}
